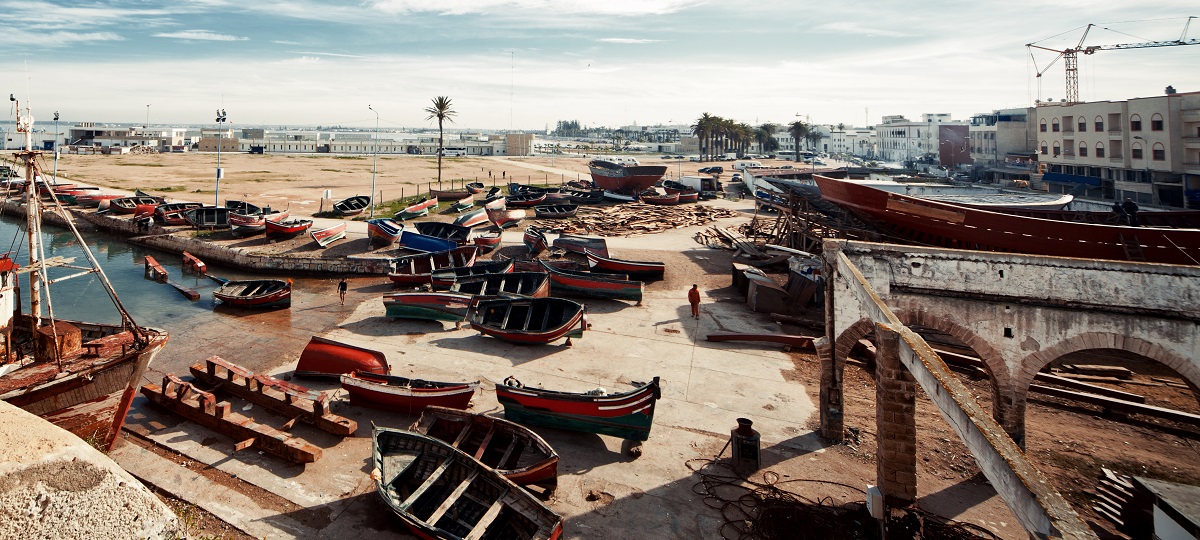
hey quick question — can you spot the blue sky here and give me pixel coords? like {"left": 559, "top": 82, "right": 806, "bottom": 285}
{"left": 2, "top": 1, "right": 1197, "bottom": 131}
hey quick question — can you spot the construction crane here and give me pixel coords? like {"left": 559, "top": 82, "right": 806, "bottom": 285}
{"left": 1027, "top": 16, "right": 1198, "bottom": 104}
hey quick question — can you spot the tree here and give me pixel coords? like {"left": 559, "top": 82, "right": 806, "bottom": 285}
{"left": 787, "top": 121, "right": 809, "bottom": 162}
{"left": 424, "top": 96, "right": 457, "bottom": 184}
{"left": 691, "top": 113, "right": 716, "bottom": 162}
{"left": 756, "top": 123, "right": 780, "bottom": 154}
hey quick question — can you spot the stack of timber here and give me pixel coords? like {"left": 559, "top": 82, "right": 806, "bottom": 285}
{"left": 1092, "top": 468, "right": 1139, "bottom": 533}
{"left": 695, "top": 225, "right": 769, "bottom": 259}
{"left": 528, "top": 203, "right": 737, "bottom": 237}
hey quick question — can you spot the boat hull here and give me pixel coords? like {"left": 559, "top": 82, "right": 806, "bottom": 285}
{"left": 342, "top": 372, "right": 477, "bottom": 414}
{"left": 415, "top": 406, "right": 559, "bottom": 488}
{"left": 334, "top": 196, "right": 371, "bottom": 216}
{"left": 451, "top": 208, "right": 489, "bottom": 228}
{"left": 311, "top": 222, "right": 348, "bottom": 247}
{"left": 588, "top": 160, "right": 666, "bottom": 195}
{"left": 540, "top": 261, "right": 643, "bottom": 302}
{"left": 383, "top": 292, "right": 474, "bottom": 322}
{"left": 486, "top": 208, "right": 527, "bottom": 229}
{"left": 367, "top": 218, "right": 404, "bottom": 247}
{"left": 523, "top": 227, "right": 548, "bottom": 253}
{"left": 495, "top": 377, "right": 660, "bottom": 441}
{"left": 399, "top": 231, "right": 458, "bottom": 253}
{"left": 585, "top": 251, "right": 665, "bottom": 279}
{"left": 295, "top": 336, "right": 389, "bottom": 379}
{"left": 469, "top": 297, "right": 586, "bottom": 345}
{"left": 213, "top": 279, "right": 292, "bottom": 308}
{"left": 266, "top": 218, "right": 313, "bottom": 238}
{"left": 552, "top": 234, "right": 609, "bottom": 258}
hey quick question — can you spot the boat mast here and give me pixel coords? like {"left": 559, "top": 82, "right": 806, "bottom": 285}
{"left": 13, "top": 96, "right": 42, "bottom": 336}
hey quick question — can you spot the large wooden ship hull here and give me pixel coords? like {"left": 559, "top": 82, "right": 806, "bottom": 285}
{"left": 813, "top": 175, "right": 1200, "bottom": 266}
{"left": 587, "top": 159, "right": 667, "bottom": 195}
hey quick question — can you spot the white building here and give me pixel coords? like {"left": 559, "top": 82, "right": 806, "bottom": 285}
{"left": 968, "top": 107, "right": 1037, "bottom": 182}
{"left": 828, "top": 127, "right": 877, "bottom": 157}
{"left": 874, "top": 113, "right": 967, "bottom": 165}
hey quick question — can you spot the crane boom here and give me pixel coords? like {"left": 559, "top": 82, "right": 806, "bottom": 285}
{"left": 1028, "top": 17, "right": 1198, "bottom": 103}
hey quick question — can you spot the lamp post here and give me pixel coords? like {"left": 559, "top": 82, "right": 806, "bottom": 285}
{"left": 368, "top": 105, "right": 379, "bottom": 217}
{"left": 215, "top": 109, "right": 227, "bottom": 206}
{"left": 52, "top": 112, "right": 60, "bottom": 185}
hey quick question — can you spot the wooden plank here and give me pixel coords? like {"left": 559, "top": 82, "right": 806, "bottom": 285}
{"left": 1030, "top": 383, "right": 1200, "bottom": 426}
{"left": 400, "top": 457, "right": 453, "bottom": 510}
{"left": 425, "top": 470, "right": 479, "bottom": 526}
{"left": 463, "top": 497, "right": 506, "bottom": 540}
{"left": 189, "top": 357, "right": 356, "bottom": 436}
{"left": 496, "top": 437, "right": 519, "bottom": 468}
{"left": 1035, "top": 373, "right": 1145, "bottom": 403}
{"left": 473, "top": 427, "right": 496, "bottom": 460}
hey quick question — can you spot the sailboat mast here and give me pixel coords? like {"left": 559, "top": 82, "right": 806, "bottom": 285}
{"left": 13, "top": 97, "right": 42, "bottom": 330}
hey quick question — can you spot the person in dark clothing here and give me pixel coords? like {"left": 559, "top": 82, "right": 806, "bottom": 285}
{"left": 1111, "top": 201, "right": 1127, "bottom": 224}
{"left": 337, "top": 278, "right": 348, "bottom": 305}
{"left": 1122, "top": 198, "right": 1140, "bottom": 226}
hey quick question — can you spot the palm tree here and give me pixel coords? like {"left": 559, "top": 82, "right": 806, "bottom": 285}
{"left": 424, "top": 96, "right": 457, "bottom": 184}
{"left": 691, "top": 113, "right": 715, "bottom": 162}
{"left": 787, "top": 121, "right": 808, "bottom": 162}
{"left": 756, "top": 123, "right": 779, "bottom": 155}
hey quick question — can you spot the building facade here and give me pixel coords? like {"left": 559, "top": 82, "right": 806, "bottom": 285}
{"left": 875, "top": 113, "right": 966, "bottom": 165}
{"left": 1035, "top": 89, "right": 1200, "bottom": 208}
{"left": 968, "top": 107, "right": 1038, "bottom": 183}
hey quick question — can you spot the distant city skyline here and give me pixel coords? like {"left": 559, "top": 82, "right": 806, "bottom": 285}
{"left": 2, "top": 2, "right": 1197, "bottom": 131}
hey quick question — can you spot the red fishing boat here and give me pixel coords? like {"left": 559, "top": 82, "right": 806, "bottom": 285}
{"left": 486, "top": 207, "right": 527, "bottom": 229}
{"left": 311, "top": 222, "right": 347, "bottom": 247}
{"left": 294, "top": 336, "right": 389, "bottom": 379}
{"left": 389, "top": 246, "right": 480, "bottom": 285}
{"left": 265, "top": 217, "right": 313, "bottom": 238}
{"left": 552, "top": 234, "right": 609, "bottom": 258}
{"left": 212, "top": 279, "right": 292, "bottom": 308}
{"left": 341, "top": 371, "right": 477, "bottom": 413}
{"left": 371, "top": 427, "right": 564, "bottom": 540}
{"left": 464, "top": 181, "right": 486, "bottom": 194}
{"left": 229, "top": 209, "right": 290, "bottom": 236}
{"left": 585, "top": 250, "right": 665, "bottom": 279}
{"left": 523, "top": 227, "right": 548, "bottom": 254}
{"left": 449, "top": 272, "right": 550, "bottom": 298}
{"left": 396, "top": 196, "right": 438, "bottom": 220}
{"left": 451, "top": 208, "right": 489, "bottom": 228}
{"left": 675, "top": 190, "right": 699, "bottom": 204}
{"left": 505, "top": 193, "right": 547, "bottom": 208}
{"left": 496, "top": 376, "right": 661, "bottom": 441}
{"left": 483, "top": 196, "right": 506, "bottom": 210}
{"left": 413, "top": 406, "right": 560, "bottom": 489}
{"left": 383, "top": 291, "right": 476, "bottom": 322}
{"left": 813, "top": 175, "right": 1200, "bottom": 266}
{"left": 469, "top": 297, "right": 586, "bottom": 345}
{"left": 108, "top": 195, "right": 164, "bottom": 214}
{"left": 539, "top": 260, "right": 643, "bottom": 303}
{"left": 430, "top": 259, "right": 515, "bottom": 289}
{"left": 154, "top": 202, "right": 203, "bottom": 225}
{"left": 587, "top": 159, "right": 667, "bottom": 195}
{"left": 472, "top": 230, "right": 502, "bottom": 253}
{"left": 640, "top": 191, "right": 679, "bottom": 205}
{"left": 367, "top": 218, "right": 405, "bottom": 247}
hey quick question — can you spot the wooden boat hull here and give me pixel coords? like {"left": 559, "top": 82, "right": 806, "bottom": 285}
{"left": 389, "top": 246, "right": 480, "bottom": 285}
{"left": 266, "top": 218, "right": 313, "bottom": 238}
{"left": 523, "top": 227, "right": 548, "bottom": 253}
{"left": 486, "top": 208, "right": 526, "bottom": 229}
{"left": 342, "top": 372, "right": 477, "bottom": 414}
{"left": 295, "top": 336, "right": 389, "bottom": 379}
{"left": 451, "top": 195, "right": 475, "bottom": 212}
{"left": 676, "top": 191, "right": 699, "bottom": 203}
{"left": 429, "top": 189, "right": 471, "bottom": 201}
{"left": 334, "top": 195, "right": 371, "bottom": 216}
{"left": 640, "top": 193, "right": 680, "bottom": 205}
{"left": 472, "top": 231, "right": 502, "bottom": 253}
{"left": 184, "top": 206, "right": 231, "bottom": 228}
{"left": 469, "top": 297, "right": 586, "bottom": 345}
{"left": 396, "top": 208, "right": 429, "bottom": 220}
{"left": 495, "top": 376, "right": 660, "bottom": 441}
{"left": 588, "top": 159, "right": 666, "bottom": 195}
{"left": 414, "top": 406, "right": 559, "bottom": 489}
{"left": 154, "top": 202, "right": 203, "bottom": 224}
{"left": 400, "top": 230, "right": 458, "bottom": 253}
{"left": 552, "top": 234, "right": 609, "bottom": 258}
{"left": 109, "top": 196, "right": 163, "bottom": 214}
{"left": 506, "top": 194, "right": 547, "bottom": 208}
{"left": 311, "top": 222, "right": 348, "bottom": 247}
{"left": 372, "top": 428, "right": 564, "bottom": 540}
{"left": 430, "top": 260, "right": 515, "bottom": 289}
{"left": 540, "top": 260, "right": 643, "bottom": 302}
{"left": 213, "top": 279, "right": 292, "bottom": 308}
{"left": 451, "top": 208, "right": 489, "bottom": 228}
{"left": 568, "top": 190, "right": 605, "bottom": 205}
{"left": 585, "top": 250, "right": 665, "bottom": 279}
{"left": 534, "top": 204, "right": 579, "bottom": 219}
{"left": 465, "top": 182, "right": 486, "bottom": 194}
{"left": 367, "top": 218, "right": 405, "bottom": 247}
{"left": 414, "top": 222, "right": 471, "bottom": 244}
{"left": 384, "top": 292, "right": 475, "bottom": 322}
{"left": 450, "top": 272, "right": 550, "bottom": 298}
{"left": 813, "top": 175, "right": 1200, "bottom": 267}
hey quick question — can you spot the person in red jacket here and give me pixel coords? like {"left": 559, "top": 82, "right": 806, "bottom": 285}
{"left": 688, "top": 284, "right": 701, "bottom": 319}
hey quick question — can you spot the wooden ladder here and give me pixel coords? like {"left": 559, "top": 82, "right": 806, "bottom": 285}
{"left": 1118, "top": 234, "right": 1145, "bottom": 261}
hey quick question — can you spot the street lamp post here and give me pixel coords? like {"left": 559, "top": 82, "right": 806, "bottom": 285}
{"left": 368, "top": 105, "right": 379, "bottom": 217}
{"left": 215, "top": 109, "right": 227, "bottom": 206}
{"left": 52, "top": 112, "right": 60, "bottom": 185}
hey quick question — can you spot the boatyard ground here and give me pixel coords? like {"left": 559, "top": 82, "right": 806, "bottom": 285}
{"left": 35, "top": 153, "right": 1200, "bottom": 539}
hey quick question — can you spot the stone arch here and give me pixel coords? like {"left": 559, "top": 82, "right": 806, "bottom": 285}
{"left": 1012, "top": 332, "right": 1200, "bottom": 437}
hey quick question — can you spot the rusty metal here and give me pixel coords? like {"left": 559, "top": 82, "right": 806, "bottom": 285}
{"left": 189, "top": 356, "right": 356, "bottom": 436}
{"left": 140, "top": 373, "right": 322, "bottom": 464}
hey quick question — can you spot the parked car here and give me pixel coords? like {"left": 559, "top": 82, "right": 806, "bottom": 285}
{"left": 698, "top": 166, "right": 724, "bottom": 174}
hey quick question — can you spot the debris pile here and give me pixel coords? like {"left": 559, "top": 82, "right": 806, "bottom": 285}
{"left": 530, "top": 203, "right": 738, "bottom": 237}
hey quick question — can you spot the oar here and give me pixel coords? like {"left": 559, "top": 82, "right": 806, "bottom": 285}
{"left": 207, "top": 275, "right": 229, "bottom": 285}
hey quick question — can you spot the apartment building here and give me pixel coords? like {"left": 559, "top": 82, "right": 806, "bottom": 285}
{"left": 828, "top": 127, "right": 877, "bottom": 158}
{"left": 968, "top": 107, "right": 1038, "bottom": 182}
{"left": 875, "top": 113, "right": 966, "bottom": 164}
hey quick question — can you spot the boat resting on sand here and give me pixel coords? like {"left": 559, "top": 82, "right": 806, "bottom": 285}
{"left": 449, "top": 272, "right": 550, "bottom": 299}
{"left": 639, "top": 191, "right": 679, "bottom": 206}
{"left": 472, "top": 230, "right": 502, "bottom": 253}
{"left": 469, "top": 297, "right": 586, "bottom": 345}
{"left": 396, "top": 197, "right": 438, "bottom": 220}
{"left": 367, "top": 218, "right": 405, "bottom": 247}
{"left": 266, "top": 218, "right": 313, "bottom": 238}
{"left": 539, "top": 260, "right": 643, "bottom": 303}
{"left": 342, "top": 371, "right": 478, "bottom": 414}
{"left": 212, "top": 279, "right": 292, "bottom": 308}
{"left": 428, "top": 188, "right": 472, "bottom": 201}
{"left": 184, "top": 206, "right": 231, "bottom": 228}
{"left": 523, "top": 227, "right": 548, "bottom": 254}
{"left": 371, "top": 427, "right": 564, "bottom": 540}
{"left": 311, "top": 222, "right": 348, "bottom": 247}
{"left": 154, "top": 202, "right": 203, "bottom": 225}
{"left": 584, "top": 250, "right": 665, "bottom": 280}
{"left": 415, "top": 222, "right": 472, "bottom": 244}
{"left": 334, "top": 195, "right": 371, "bottom": 216}
{"left": 465, "top": 181, "right": 486, "bottom": 194}
{"left": 389, "top": 246, "right": 480, "bottom": 286}
{"left": 295, "top": 336, "right": 389, "bottom": 379}
{"left": 451, "top": 208, "right": 489, "bottom": 228}
{"left": 400, "top": 230, "right": 458, "bottom": 253}
{"left": 505, "top": 193, "right": 547, "bottom": 208}
{"left": 552, "top": 234, "right": 609, "bottom": 258}
{"left": 450, "top": 195, "right": 475, "bottom": 212}
{"left": 496, "top": 376, "right": 661, "bottom": 442}
{"left": 533, "top": 204, "right": 579, "bottom": 219}
{"left": 384, "top": 292, "right": 476, "bottom": 322}
{"left": 430, "top": 259, "right": 515, "bottom": 289}
{"left": 413, "top": 406, "right": 560, "bottom": 490}
{"left": 587, "top": 159, "right": 666, "bottom": 195}
{"left": 486, "top": 208, "right": 527, "bottom": 229}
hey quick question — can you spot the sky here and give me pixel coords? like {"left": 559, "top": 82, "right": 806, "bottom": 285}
{"left": 0, "top": 1, "right": 1197, "bottom": 132}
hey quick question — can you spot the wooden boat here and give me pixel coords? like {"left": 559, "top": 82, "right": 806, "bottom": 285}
{"left": 212, "top": 279, "right": 292, "bottom": 308}
{"left": 544, "top": 191, "right": 573, "bottom": 204}
{"left": 483, "top": 195, "right": 506, "bottom": 210}
{"left": 451, "top": 272, "right": 550, "bottom": 299}
{"left": 430, "top": 259, "right": 515, "bottom": 289}
{"left": 640, "top": 191, "right": 679, "bottom": 206}
{"left": 0, "top": 126, "right": 170, "bottom": 452}
{"left": 468, "top": 297, "right": 586, "bottom": 345}
{"left": 334, "top": 195, "right": 371, "bottom": 216}
{"left": 184, "top": 206, "right": 231, "bottom": 228}
{"left": 523, "top": 227, "right": 548, "bottom": 254}
{"left": 486, "top": 208, "right": 526, "bottom": 229}
{"left": 415, "top": 222, "right": 472, "bottom": 244}
{"left": 539, "top": 260, "right": 643, "bottom": 303}
{"left": 585, "top": 249, "right": 665, "bottom": 280}
{"left": 496, "top": 376, "right": 661, "bottom": 441}
{"left": 371, "top": 427, "right": 564, "bottom": 540}
{"left": 588, "top": 158, "right": 667, "bottom": 195}
{"left": 342, "top": 371, "right": 478, "bottom": 413}
{"left": 389, "top": 246, "right": 480, "bottom": 285}
{"left": 396, "top": 197, "right": 438, "bottom": 220}
{"left": 534, "top": 204, "right": 578, "bottom": 219}
{"left": 108, "top": 195, "right": 163, "bottom": 214}
{"left": 295, "top": 336, "right": 389, "bottom": 379}
{"left": 224, "top": 200, "right": 264, "bottom": 216}
{"left": 400, "top": 230, "right": 459, "bottom": 253}
{"left": 567, "top": 189, "right": 604, "bottom": 205}
{"left": 662, "top": 180, "right": 691, "bottom": 194}
{"left": 465, "top": 181, "right": 486, "bottom": 194}
{"left": 505, "top": 193, "right": 547, "bottom": 208}
{"left": 413, "top": 406, "right": 560, "bottom": 489}
{"left": 451, "top": 194, "right": 475, "bottom": 212}
{"left": 601, "top": 190, "right": 637, "bottom": 203}
{"left": 311, "top": 222, "right": 347, "bottom": 247}
{"left": 472, "top": 230, "right": 502, "bottom": 253}
{"left": 964, "top": 206, "right": 1200, "bottom": 228}
{"left": 383, "top": 291, "right": 476, "bottom": 322}
{"left": 266, "top": 217, "right": 313, "bottom": 238}
{"left": 132, "top": 203, "right": 159, "bottom": 218}
{"left": 75, "top": 193, "right": 123, "bottom": 208}
{"left": 451, "top": 208, "right": 489, "bottom": 228}
{"left": 154, "top": 202, "right": 203, "bottom": 225}
{"left": 675, "top": 190, "right": 699, "bottom": 204}
{"left": 812, "top": 175, "right": 1200, "bottom": 267}
{"left": 429, "top": 188, "right": 472, "bottom": 201}
{"left": 552, "top": 234, "right": 609, "bottom": 258}
{"left": 367, "top": 218, "right": 405, "bottom": 247}
{"left": 229, "top": 211, "right": 277, "bottom": 236}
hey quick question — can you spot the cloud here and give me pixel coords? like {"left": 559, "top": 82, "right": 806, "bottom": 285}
{"left": 811, "top": 21, "right": 910, "bottom": 38}
{"left": 272, "top": 40, "right": 303, "bottom": 46}
{"left": 597, "top": 38, "right": 662, "bottom": 44}
{"left": 368, "top": 0, "right": 698, "bottom": 16}
{"left": 289, "top": 51, "right": 367, "bottom": 58}
{"left": 154, "top": 30, "right": 248, "bottom": 41}
{"left": 280, "top": 56, "right": 322, "bottom": 65}
{"left": 3, "top": 30, "right": 125, "bottom": 47}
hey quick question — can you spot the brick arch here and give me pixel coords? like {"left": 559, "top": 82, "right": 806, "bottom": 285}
{"left": 1016, "top": 332, "right": 1200, "bottom": 397}
{"left": 832, "top": 318, "right": 879, "bottom": 379}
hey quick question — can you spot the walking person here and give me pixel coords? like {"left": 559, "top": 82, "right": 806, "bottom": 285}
{"left": 687, "top": 284, "right": 701, "bottom": 319}
{"left": 1122, "top": 198, "right": 1140, "bottom": 227}
{"left": 337, "top": 277, "right": 348, "bottom": 305}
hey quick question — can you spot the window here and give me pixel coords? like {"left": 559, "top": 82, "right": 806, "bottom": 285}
{"left": 1040, "top": 142, "right": 1048, "bottom": 155}
{"left": 1078, "top": 143, "right": 1087, "bottom": 157}
{"left": 1130, "top": 114, "right": 1142, "bottom": 131}
{"left": 1152, "top": 143, "right": 1165, "bottom": 161}
{"left": 1078, "top": 119, "right": 1087, "bottom": 132}
{"left": 1052, "top": 142, "right": 1061, "bottom": 156}
{"left": 1095, "top": 143, "right": 1105, "bottom": 158}
{"left": 1095, "top": 117, "right": 1104, "bottom": 131}
{"left": 1040, "top": 119, "right": 1047, "bottom": 132}
{"left": 1132, "top": 146, "right": 1143, "bottom": 159}
{"left": 1151, "top": 114, "right": 1164, "bottom": 131}
{"left": 1052, "top": 119, "right": 1060, "bottom": 132}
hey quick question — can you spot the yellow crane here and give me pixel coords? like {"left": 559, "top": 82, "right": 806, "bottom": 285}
{"left": 1027, "top": 17, "right": 1198, "bottom": 104}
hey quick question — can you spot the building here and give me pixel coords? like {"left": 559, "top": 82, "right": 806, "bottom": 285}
{"left": 1034, "top": 88, "right": 1200, "bottom": 208}
{"left": 968, "top": 107, "right": 1038, "bottom": 183}
{"left": 64, "top": 123, "right": 189, "bottom": 152}
{"left": 874, "top": 113, "right": 967, "bottom": 166}
{"left": 828, "top": 127, "right": 877, "bottom": 158}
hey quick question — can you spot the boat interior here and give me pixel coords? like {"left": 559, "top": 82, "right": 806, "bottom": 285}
{"left": 478, "top": 300, "right": 572, "bottom": 331}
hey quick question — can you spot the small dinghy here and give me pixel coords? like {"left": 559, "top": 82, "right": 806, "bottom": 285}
{"left": 343, "top": 371, "right": 478, "bottom": 414}
{"left": 469, "top": 297, "right": 586, "bottom": 345}
{"left": 334, "top": 195, "right": 371, "bottom": 216}
{"left": 212, "top": 279, "right": 292, "bottom": 308}
{"left": 413, "top": 406, "right": 560, "bottom": 490}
